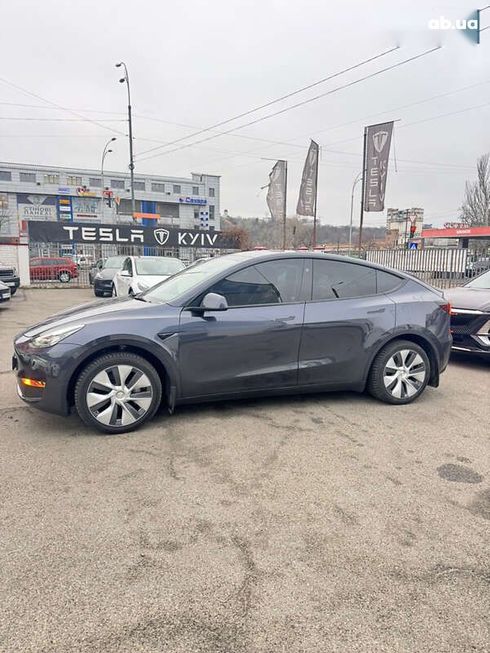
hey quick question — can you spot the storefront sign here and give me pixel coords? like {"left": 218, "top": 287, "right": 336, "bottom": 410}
{"left": 179, "top": 196, "right": 207, "bottom": 205}
{"left": 17, "top": 194, "right": 57, "bottom": 221}
{"left": 27, "top": 220, "right": 236, "bottom": 249}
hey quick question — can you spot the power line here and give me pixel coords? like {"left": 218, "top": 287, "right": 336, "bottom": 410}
{"left": 136, "top": 46, "right": 441, "bottom": 164}
{"left": 0, "top": 76, "right": 127, "bottom": 137}
{"left": 135, "top": 46, "right": 400, "bottom": 158}
{"left": 0, "top": 116, "right": 125, "bottom": 122}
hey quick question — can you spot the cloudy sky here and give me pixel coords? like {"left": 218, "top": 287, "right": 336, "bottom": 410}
{"left": 1, "top": 0, "right": 489, "bottom": 227}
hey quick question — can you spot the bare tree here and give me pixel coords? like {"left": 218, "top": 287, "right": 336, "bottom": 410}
{"left": 460, "top": 154, "right": 490, "bottom": 226}
{"left": 0, "top": 207, "right": 12, "bottom": 234}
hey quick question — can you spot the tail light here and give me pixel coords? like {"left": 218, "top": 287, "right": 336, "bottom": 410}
{"left": 440, "top": 302, "right": 451, "bottom": 315}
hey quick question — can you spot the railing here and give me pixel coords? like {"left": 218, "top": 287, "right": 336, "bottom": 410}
{"left": 365, "top": 247, "right": 487, "bottom": 289}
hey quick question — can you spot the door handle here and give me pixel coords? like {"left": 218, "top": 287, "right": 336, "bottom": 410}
{"left": 273, "top": 315, "right": 296, "bottom": 322}
{"left": 367, "top": 308, "right": 385, "bottom": 314}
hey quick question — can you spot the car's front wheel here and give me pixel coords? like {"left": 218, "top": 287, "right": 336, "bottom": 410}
{"left": 367, "top": 340, "right": 430, "bottom": 405}
{"left": 111, "top": 283, "right": 117, "bottom": 297}
{"left": 74, "top": 353, "right": 162, "bottom": 434}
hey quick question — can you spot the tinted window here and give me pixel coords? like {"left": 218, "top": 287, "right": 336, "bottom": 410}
{"left": 313, "top": 260, "right": 376, "bottom": 300}
{"left": 206, "top": 260, "right": 304, "bottom": 307}
{"left": 255, "top": 260, "right": 304, "bottom": 303}
{"left": 207, "top": 266, "right": 280, "bottom": 307}
{"left": 376, "top": 270, "right": 402, "bottom": 293}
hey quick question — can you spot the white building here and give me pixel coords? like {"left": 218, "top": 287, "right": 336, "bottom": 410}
{"left": 0, "top": 161, "right": 220, "bottom": 236}
{"left": 386, "top": 207, "right": 424, "bottom": 246}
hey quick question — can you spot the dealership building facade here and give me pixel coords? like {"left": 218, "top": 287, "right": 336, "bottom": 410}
{"left": 0, "top": 161, "right": 220, "bottom": 236}
{"left": 0, "top": 162, "right": 223, "bottom": 284}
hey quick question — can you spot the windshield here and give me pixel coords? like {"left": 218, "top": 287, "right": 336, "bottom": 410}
{"left": 135, "top": 257, "right": 185, "bottom": 276}
{"left": 103, "top": 256, "right": 126, "bottom": 269}
{"left": 465, "top": 270, "right": 490, "bottom": 289}
{"left": 143, "top": 255, "right": 240, "bottom": 303}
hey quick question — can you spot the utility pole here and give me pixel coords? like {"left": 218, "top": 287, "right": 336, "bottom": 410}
{"left": 357, "top": 127, "right": 368, "bottom": 255}
{"left": 115, "top": 62, "right": 136, "bottom": 221}
{"left": 349, "top": 171, "right": 362, "bottom": 256}
{"left": 101, "top": 137, "right": 116, "bottom": 222}
{"left": 282, "top": 161, "right": 288, "bottom": 250}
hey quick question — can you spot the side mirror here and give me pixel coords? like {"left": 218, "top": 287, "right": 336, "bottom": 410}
{"left": 201, "top": 292, "right": 228, "bottom": 311}
{"left": 120, "top": 270, "right": 131, "bottom": 277}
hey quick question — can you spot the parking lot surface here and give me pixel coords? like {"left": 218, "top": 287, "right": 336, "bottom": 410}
{"left": 0, "top": 289, "right": 489, "bottom": 653}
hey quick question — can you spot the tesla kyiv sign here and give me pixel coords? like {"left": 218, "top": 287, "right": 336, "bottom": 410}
{"left": 27, "top": 221, "right": 236, "bottom": 249}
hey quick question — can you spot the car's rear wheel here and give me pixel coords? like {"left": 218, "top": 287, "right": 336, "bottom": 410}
{"left": 59, "top": 270, "right": 71, "bottom": 283}
{"left": 367, "top": 340, "right": 430, "bottom": 405}
{"left": 74, "top": 353, "right": 162, "bottom": 434}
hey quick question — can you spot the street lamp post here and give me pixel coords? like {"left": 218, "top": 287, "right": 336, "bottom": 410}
{"left": 101, "top": 137, "right": 116, "bottom": 221}
{"left": 348, "top": 171, "right": 362, "bottom": 255}
{"left": 116, "top": 61, "right": 136, "bottom": 221}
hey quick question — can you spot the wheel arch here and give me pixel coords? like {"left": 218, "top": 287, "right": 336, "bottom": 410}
{"left": 365, "top": 332, "right": 440, "bottom": 389}
{"left": 67, "top": 340, "right": 177, "bottom": 412}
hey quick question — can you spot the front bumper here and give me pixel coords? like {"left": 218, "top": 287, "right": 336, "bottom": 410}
{"left": 450, "top": 309, "right": 490, "bottom": 355}
{"left": 94, "top": 278, "right": 113, "bottom": 295}
{"left": 12, "top": 342, "right": 78, "bottom": 416}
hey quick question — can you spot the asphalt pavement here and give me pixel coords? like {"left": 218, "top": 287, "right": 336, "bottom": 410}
{"left": 0, "top": 289, "right": 489, "bottom": 653}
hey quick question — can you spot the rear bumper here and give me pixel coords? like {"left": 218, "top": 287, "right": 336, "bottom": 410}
{"left": 0, "top": 275, "right": 20, "bottom": 290}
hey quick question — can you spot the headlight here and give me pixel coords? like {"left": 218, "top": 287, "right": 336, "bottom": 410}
{"left": 94, "top": 272, "right": 102, "bottom": 280}
{"left": 29, "top": 324, "right": 85, "bottom": 348}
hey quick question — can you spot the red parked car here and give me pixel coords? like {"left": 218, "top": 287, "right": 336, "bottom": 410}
{"left": 29, "top": 257, "right": 79, "bottom": 283}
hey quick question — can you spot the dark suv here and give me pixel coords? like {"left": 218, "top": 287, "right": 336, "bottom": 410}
{"left": 13, "top": 252, "right": 452, "bottom": 434}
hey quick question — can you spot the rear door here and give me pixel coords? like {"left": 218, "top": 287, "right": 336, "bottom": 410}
{"left": 178, "top": 258, "right": 308, "bottom": 397}
{"left": 298, "top": 260, "right": 398, "bottom": 387}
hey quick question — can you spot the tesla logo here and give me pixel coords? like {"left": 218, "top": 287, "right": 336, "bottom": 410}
{"left": 372, "top": 131, "right": 388, "bottom": 153}
{"left": 153, "top": 228, "right": 170, "bottom": 245}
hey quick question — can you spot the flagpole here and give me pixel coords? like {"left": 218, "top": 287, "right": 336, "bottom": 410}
{"left": 312, "top": 146, "right": 319, "bottom": 249}
{"left": 282, "top": 161, "right": 288, "bottom": 250}
{"left": 357, "top": 127, "right": 368, "bottom": 254}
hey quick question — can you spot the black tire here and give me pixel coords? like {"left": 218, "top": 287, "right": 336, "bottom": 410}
{"left": 10, "top": 288, "right": 17, "bottom": 296}
{"left": 367, "top": 339, "right": 430, "bottom": 405}
{"left": 74, "top": 352, "right": 163, "bottom": 434}
{"left": 59, "top": 270, "right": 71, "bottom": 283}
{"left": 111, "top": 283, "right": 117, "bottom": 297}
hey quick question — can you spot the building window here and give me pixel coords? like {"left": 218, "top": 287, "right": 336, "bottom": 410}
{"left": 209, "top": 187, "right": 215, "bottom": 197}
{"left": 89, "top": 177, "right": 102, "bottom": 187}
{"left": 43, "top": 174, "right": 59, "bottom": 184}
{"left": 209, "top": 205, "right": 215, "bottom": 220}
{"left": 192, "top": 186, "right": 199, "bottom": 195}
{"left": 134, "top": 180, "right": 145, "bottom": 191}
{"left": 193, "top": 208, "right": 200, "bottom": 220}
{"left": 20, "top": 172, "right": 36, "bottom": 183}
{"left": 151, "top": 182, "right": 165, "bottom": 193}
{"left": 173, "top": 184, "right": 181, "bottom": 194}
{"left": 111, "top": 179, "right": 125, "bottom": 189}
{"left": 67, "top": 175, "right": 82, "bottom": 186}
{"left": 0, "top": 170, "right": 12, "bottom": 181}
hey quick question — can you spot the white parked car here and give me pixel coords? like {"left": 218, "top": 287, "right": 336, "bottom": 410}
{"left": 113, "top": 256, "right": 185, "bottom": 296}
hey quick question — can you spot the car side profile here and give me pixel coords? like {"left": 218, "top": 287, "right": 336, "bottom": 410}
{"left": 29, "top": 257, "right": 79, "bottom": 283}
{"left": 13, "top": 251, "right": 452, "bottom": 434}
{"left": 112, "top": 255, "right": 185, "bottom": 297}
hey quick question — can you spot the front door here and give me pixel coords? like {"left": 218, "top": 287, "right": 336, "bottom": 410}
{"left": 178, "top": 259, "right": 307, "bottom": 398}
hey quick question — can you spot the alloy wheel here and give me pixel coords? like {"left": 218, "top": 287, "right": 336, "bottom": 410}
{"left": 59, "top": 271, "right": 70, "bottom": 283}
{"left": 383, "top": 349, "right": 427, "bottom": 400}
{"left": 86, "top": 364, "right": 153, "bottom": 427}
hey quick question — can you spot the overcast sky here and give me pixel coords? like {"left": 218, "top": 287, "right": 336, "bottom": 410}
{"left": 1, "top": 0, "right": 489, "bottom": 227}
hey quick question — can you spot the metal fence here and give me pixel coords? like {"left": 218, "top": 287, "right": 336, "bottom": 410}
{"left": 365, "top": 247, "right": 488, "bottom": 289}
{"left": 27, "top": 242, "right": 233, "bottom": 288}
